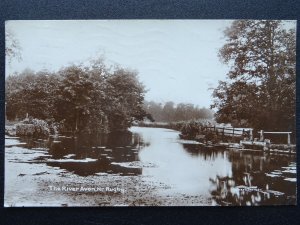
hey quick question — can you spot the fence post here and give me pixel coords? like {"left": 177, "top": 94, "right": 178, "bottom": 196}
{"left": 232, "top": 128, "right": 235, "bottom": 137}
{"left": 259, "top": 130, "right": 264, "bottom": 141}
{"left": 250, "top": 129, "right": 253, "bottom": 141}
{"left": 222, "top": 127, "right": 225, "bottom": 141}
{"left": 287, "top": 133, "right": 291, "bottom": 146}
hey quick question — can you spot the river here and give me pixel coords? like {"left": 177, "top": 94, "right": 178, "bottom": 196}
{"left": 4, "top": 126, "right": 296, "bottom": 206}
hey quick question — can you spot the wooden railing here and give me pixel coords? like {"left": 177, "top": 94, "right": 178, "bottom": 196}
{"left": 204, "top": 127, "right": 292, "bottom": 145}
{"left": 204, "top": 126, "right": 253, "bottom": 140}
{"left": 258, "top": 130, "right": 292, "bottom": 145}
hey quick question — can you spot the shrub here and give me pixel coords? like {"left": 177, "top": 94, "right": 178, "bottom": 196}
{"left": 5, "top": 125, "right": 17, "bottom": 136}
{"left": 16, "top": 118, "right": 51, "bottom": 138}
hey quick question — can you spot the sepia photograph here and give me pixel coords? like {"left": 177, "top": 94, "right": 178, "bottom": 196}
{"left": 4, "top": 19, "right": 296, "bottom": 206}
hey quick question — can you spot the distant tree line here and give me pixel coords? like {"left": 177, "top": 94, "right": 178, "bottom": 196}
{"left": 6, "top": 59, "right": 147, "bottom": 134}
{"left": 212, "top": 20, "right": 296, "bottom": 133}
{"left": 143, "top": 101, "right": 214, "bottom": 122}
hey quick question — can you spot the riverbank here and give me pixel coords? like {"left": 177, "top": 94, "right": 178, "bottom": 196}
{"left": 5, "top": 134, "right": 211, "bottom": 206}
{"left": 137, "top": 121, "right": 296, "bottom": 154}
{"left": 5, "top": 126, "right": 296, "bottom": 206}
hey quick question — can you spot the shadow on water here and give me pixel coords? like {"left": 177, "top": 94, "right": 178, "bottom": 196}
{"left": 9, "top": 126, "right": 296, "bottom": 205}
{"left": 181, "top": 143, "right": 296, "bottom": 205}
{"left": 18, "top": 131, "right": 149, "bottom": 176}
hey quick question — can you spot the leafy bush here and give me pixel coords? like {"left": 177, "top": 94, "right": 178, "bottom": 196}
{"left": 16, "top": 124, "right": 35, "bottom": 136}
{"left": 5, "top": 125, "right": 17, "bottom": 136}
{"left": 15, "top": 118, "right": 57, "bottom": 138}
{"left": 179, "top": 120, "right": 215, "bottom": 138}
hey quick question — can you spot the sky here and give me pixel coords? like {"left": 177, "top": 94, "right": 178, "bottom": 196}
{"left": 6, "top": 20, "right": 234, "bottom": 107}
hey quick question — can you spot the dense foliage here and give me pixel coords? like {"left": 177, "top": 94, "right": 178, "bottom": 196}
{"left": 6, "top": 59, "right": 147, "bottom": 134}
{"left": 137, "top": 119, "right": 219, "bottom": 142}
{"left": 212, "top": 20, "right": 296, "bottom": 132}
{"left": 143, "top": 101, "right": 214, "bottom": 122}
{"left": 5, "top": 29, "right": 22, "bottom": 64}
{"left": 15, "top": 118, "right": 52, "bottom": 138}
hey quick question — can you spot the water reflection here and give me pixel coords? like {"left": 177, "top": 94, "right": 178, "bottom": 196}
{"left": 130, "top": 127, "right": 296, "bottom": 205}
{"left": 209, "top": 152, "right": 296, "bottom": 206}
{"left": 18, "top": 131, "right": 147, "bottom": 176}
{"left": 131, "top": 127, "right": 233, "bottom": 196}
{"left": 11, "top": 126, "right": 296, "bottom": 205}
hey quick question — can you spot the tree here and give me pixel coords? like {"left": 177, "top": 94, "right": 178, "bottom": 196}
{"left": 54, "top": 66, "right": 95, "bottom": 132}
{"left": 212, "top": 20, "right": 296, "bottom": 131}
{"left": 6, "top": 58, "right": 148, "bottom": 134}
{"left": 105, "top": 68, "right": 147, "bottom": 131}
{"left": 143, "top": 101, "right": 214, "bottom": 122}
{"left": 162, "top": 101, "right": 175, "bottom": 122}
{"left": 6, "top": 69, "right": 59, "bottom": 120}
{"left": 5, "top": 29, "right": 22, "bottom": 64}
{"left": 143, "top": 101, "right": 163, "bottom": 122}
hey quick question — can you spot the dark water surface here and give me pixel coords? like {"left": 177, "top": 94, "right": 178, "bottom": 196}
{"left": 10, "top": 126, "right": 296, "bottom": 206}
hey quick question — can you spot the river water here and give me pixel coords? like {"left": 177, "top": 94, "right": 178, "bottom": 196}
{"left": 5, "top": 126, "right": 297, "bottom": 206}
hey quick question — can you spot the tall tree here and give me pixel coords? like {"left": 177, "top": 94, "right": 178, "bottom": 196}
{"left": 6, "top": 59, "right": 147, "bottom": 134}
{"left": 143, "top": 101, "right": 163, "bottom": 122}
{"left": 105, "top": 68, "right": 146, "bottom": 131}
{"left": 162, "top": 101, "right": 175, "bottom": 122}
{"left": 143, "top": 101, "right": 214, "bottom": 122}
{"left": 212, "top": 20, "right": 296, "bottom": 131}
{"left": 54, "top": 66, "right": 94, "bottom": 132}
{"left": 5, "top": 29, "right": 22, "bottom": 64}
{"left": 6, "top": 69, "right": 59, "bottom": 120}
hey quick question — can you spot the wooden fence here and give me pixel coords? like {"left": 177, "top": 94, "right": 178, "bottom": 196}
{"left": 204, "top": 126, "right": 253, "bottom": 140}
{"left": 204, "top": 126, "right": 292, "bottom": 144}
{"left": 258, "top": 130, "right": 292, "bottom": 145}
